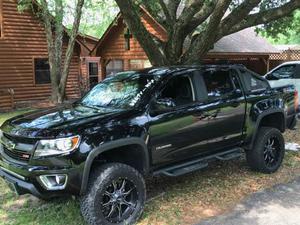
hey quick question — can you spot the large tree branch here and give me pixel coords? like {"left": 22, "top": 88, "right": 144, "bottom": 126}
{"left": 222, "top": 0, "right": 300, "bottom": 37}
{"left": 182, "top": 0, "right": 232, "bottom": 64}
{"left": 220, "top": 0, "right": 261, "bottom": 31}
{"left": 115, "top": 0, "right": 168, "bottom": 65}
{"left": 158, "top": 0, "right": 172, "bottom": 24}
{"left": 167, "top": 0, "right": 181, "bottom": 20}
{"left": 178, "top": 0, "right": 205, "bottom": 24}
{"left": 165, "top": 0, "right": 205, "bottom": 63}
{"left": 186, "top": 0, "right": 217, "bottom": 34}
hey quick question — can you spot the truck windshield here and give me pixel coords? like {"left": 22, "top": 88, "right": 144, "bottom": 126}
{"left": 80, "top": 72, "right": 157, "bottom": 109}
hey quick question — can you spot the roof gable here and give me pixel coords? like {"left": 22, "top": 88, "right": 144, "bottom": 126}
{"left": 94, "top": 7, "right": 277, "bottom": 56}
{"left": 91, "top": 7, "right": 167, "bottom": 54}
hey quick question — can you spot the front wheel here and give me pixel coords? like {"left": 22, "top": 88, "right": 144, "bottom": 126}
{"left": 80, "top": 163, "right": 146, "bottom": 225}
{"left": 246, "top": 127, "right": 285, "bottom": 174}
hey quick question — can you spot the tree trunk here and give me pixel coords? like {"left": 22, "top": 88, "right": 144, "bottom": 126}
{"left": 38, "top": 0, "right": 85, "bottom": 104}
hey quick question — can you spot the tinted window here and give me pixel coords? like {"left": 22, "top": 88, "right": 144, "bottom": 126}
{"left": 272, "top": 65, "right": 296, "bottom": 79}
{"left": 35, "top": 58, "right": 51, "bottom": 84}
{"left": 241, "top": 70, "right": 269, "bottom": 92}
{"left": 202, "top": 70, "right": 234, "bottom": 100}
{"left": 159, "top": 75, "right": 194, "bottom": 106}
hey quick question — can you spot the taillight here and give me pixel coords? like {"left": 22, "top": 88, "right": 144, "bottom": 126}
{"left": 295, "top": 90, "right": 299, "bottom": 112}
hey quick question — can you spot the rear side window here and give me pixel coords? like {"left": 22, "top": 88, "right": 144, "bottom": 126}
{"left": 240, "top": 70, "right": 269, "bottom": 92}
{"left": 272, "top": 65, "right": 296, "bottom": 79}
{"left": 202, "top": 69, "right": 234, "bottom": 100}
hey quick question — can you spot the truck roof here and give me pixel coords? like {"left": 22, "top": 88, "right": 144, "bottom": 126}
{"left": 136, "top": 64, "right": 246, "bottom": 76}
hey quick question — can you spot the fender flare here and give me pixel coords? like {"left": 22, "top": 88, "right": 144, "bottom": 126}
{"left": 80, "top": 137, "right": 149, "bottom": 195}
{"left": 249, "top": 109, "right": 285, "bottom": 149}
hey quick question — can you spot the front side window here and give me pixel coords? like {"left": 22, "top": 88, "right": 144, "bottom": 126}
{"left": 272, "top": 65, "right": 296, "bottom": 79}
{"left": 159, "top": 75, "right": 195, "bottom": 106}
{"left": 81, "top": 72, "right": 158, "bottom": 109}
{"left": 202, "top": 69, "right": 234, "bottom": 100}
{"left": 241, "top": 70, "right": 269, "bottom": 92}
{"left": 106, "top": 60, "right": 124, "bottom": 77}
{"left": 34, "top": 58, "right": 51, "bottom": 85}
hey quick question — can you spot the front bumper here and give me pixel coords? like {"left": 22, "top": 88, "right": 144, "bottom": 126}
{"left": 0, "top": 154, "right": 84, "bottom": 199}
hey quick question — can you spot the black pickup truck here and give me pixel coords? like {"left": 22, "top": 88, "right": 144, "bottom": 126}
{"left": 0, "top": 65, "right": 298, "bottom": 225}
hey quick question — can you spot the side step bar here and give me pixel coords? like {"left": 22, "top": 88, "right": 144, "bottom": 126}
{"left": 154, "top": 148, "right": 243, "bottom": 177}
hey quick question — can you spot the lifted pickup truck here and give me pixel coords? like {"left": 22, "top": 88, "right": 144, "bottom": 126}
{"left": 0, "top": 65, "right": 298, "bottom": 225}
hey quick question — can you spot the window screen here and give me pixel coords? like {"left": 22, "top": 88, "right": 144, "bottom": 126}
{"left": 34, "top": 58, "right": 51, "bottom": 84}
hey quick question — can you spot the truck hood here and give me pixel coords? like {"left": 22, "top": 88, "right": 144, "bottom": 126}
{"left": 1, "top": 104, "right": 130, "bottom": 138}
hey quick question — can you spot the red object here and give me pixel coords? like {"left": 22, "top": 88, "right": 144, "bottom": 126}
{"left": 295, "top": 90, "right": 299, "bottom": 112}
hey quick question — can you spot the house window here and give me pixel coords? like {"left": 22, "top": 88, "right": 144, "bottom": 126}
{"left": 106, "top": 60, "right": 124, "bottom": 77}
{"left": 0, "top": 0, "right": 3, "bottom": 38}
{"left": 129, "top": 60, "right": 152, "bottom": 70}
{"left": 88, "top": 62, "right": 99, "bottom": 88}
{"left": 34, "top": 58, "right": 51, "bottom": 84}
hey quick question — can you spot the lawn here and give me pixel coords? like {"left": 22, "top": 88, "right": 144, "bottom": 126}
{"left": 1, "top": 111, "right": 300, "bottom": 225}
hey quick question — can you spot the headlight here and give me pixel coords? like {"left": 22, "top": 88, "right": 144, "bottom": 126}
{"left": 34, "top": 136, "right": 80, "bottom": 158}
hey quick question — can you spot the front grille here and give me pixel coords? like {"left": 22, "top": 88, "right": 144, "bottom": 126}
{"left": 3, "top": 146, "right": 31, "bottom": 162}
{"left": 0, "top": 133, "right": 35, "bottom": 163}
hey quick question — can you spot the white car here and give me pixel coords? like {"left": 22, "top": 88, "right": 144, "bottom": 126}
{"left": 265, "top": 61, "right": 300, "bottom": 113}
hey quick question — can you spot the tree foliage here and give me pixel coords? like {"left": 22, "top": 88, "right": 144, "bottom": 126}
{"left": 259, "top": 10, "right": 300, "bottom": 44}
{"left": 114, "top": 0, "right": 300, "bottom": 65}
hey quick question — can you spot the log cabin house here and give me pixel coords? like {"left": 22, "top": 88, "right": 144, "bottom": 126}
{"left": 91, "top": 7, "right": 279, "bottom": 80}
{"left": 0, "top": 0, "right": 99, "bottom": 111}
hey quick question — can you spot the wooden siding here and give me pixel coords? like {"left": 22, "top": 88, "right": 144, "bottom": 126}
{"left": 0, "top": 0, "right": 81, "bottom": 110}
{"left": 96, "top": 11, "right": 168, "bottom": 77}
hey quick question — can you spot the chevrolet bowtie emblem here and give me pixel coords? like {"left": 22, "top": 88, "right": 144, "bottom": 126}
{"left": 7, "top": 141, "right": 16, "bottom": 150}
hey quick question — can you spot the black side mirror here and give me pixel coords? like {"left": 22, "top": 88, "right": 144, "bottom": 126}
{"left": 266, "top": 73, "right": 279, "bottom": 80}
{"left": 151, "top": 98, "right": 176, "bottom": 115}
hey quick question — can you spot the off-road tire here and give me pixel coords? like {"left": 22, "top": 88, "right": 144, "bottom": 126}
{"left": 246, "top": 127, "right": 285, "bottom": 174}
{"left": 80, "top": 163, "right": 146, "bottom": 225}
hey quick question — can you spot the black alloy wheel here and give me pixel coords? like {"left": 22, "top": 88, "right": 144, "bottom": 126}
{"left": 101, "top": 178, "right": 138, "bottom": 223}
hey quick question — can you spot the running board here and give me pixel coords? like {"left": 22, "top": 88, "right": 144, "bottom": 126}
{"left": 154, "top": 148, "right": 243, "bottom": 177}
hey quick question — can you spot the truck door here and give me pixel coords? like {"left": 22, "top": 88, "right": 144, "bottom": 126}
{"left": 195, "top": 68, "right": 246, "bottom": 152}
{"left": 148, "top": 72, "right": 211, "bottom": 167}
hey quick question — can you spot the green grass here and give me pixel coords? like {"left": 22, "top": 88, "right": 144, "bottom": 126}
{"left": 1, "top": 111, "right": 300, "bottom": 225}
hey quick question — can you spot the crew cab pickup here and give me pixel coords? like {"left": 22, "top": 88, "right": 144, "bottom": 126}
{"left": 0, "top": 65, "right": 298, "bottom": 225}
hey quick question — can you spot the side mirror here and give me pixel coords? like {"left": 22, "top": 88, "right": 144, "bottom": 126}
{"left": 151, "top": 98, "right": 176, "bottom": 115}
{"left": 231, "top": 89, "right": 242, "bottom": 97}
{"left": 266, "top": 73, "right": 279, "bottom": 80}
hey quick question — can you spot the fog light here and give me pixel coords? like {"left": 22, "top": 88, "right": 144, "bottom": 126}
{"left": 39, "top": 175, "right": 68, "bottom": 190}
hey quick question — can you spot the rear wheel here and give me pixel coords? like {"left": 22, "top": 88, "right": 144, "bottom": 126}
{"left": 80, "top": 163, "right": 146, "bottom": 225}
{"left": 246, "top": 127, "right": 285, "bottom": 174}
